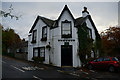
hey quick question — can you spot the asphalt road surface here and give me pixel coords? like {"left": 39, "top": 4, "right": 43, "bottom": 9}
{"left": 2, "top": 56, "right": 120, "bottom": 80}
{"left": 2, "top": 56, "right": 78, "bottom": 80}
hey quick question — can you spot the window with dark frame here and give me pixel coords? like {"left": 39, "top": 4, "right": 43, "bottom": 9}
{"left": 33, "top": 48, "right": 39, "bottom": 57}
{"left": 41, "top": 26, "right": 47, "bottom": 41}
{"left": 61, "top": 20, "right": 72, "bottom": 38}
{"left": 87, "top": 28, "right": 92, "bottom": 39}
{"left": 32, "top": 30, "right": 37, "bottom": 43}
{"left": 33, "top": 47, "right": 45, "bottom": 61}
{"left": 40, "top": 47, "right": 45, "bottom": 58}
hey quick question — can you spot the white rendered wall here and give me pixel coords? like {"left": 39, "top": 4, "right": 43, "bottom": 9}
{"left": 51, "top": 10, "right": 81, "bottom": 67}
{"left": 28, "top": 18, "right": 50, "bottom": 64}
{"left": 86, "top": 18, "right": 96, "bottom": 40}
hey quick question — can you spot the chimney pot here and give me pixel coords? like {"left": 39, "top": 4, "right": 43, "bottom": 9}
{"left": 82, "top": 7, "right": 89, "bottom": 17}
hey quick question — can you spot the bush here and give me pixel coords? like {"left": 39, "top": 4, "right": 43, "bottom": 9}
{"left": 86, "top": 57, "right": 95, "bottom": 63}
{"left": 32, "top": 57, "right": 44, "bottom": 63}
{"left": 2, "top": 52, "right": 14, "bottom": 58}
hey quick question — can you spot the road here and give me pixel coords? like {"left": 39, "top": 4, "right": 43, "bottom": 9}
{"left": 2, "top": 56, "right": 78, "bottom": 80}
{"left": 2, "top": 56, "right": 120, "bottom": 80}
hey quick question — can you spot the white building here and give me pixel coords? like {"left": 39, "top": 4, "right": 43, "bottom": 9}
{"left": 28, "top": 5, "right": 100, "bottom": 67}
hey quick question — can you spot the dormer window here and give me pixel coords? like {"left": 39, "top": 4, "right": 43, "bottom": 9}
{"left": 41, "top": 26, "right": 47, "bottom": 41}
{"left": 31, "top": 30, "right": 37, "bottom": 43}
{"left": 61, "top": 20, "right": 72, "bottom": 38}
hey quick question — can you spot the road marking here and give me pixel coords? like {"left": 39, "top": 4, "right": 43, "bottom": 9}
{"left": 2, "top": 61, "right": 6, "bottom": 63}
{"left": 57, "top": 70, "right": 64, "bottom": 73}
{"left": 83, "top": 71, "right": 89, "bottom": 75}
{"left": 33, "top": 75, "right": 43, "bottom": 80}
{"left": 10, "top": 65, "right": 25, "bottom": 72}
{"left": 69, "top": 73, "right": 80, "bottom": 77}
{"left": 0, "top": 60, "right": 6, "bottom": 63}
{"left": 90, "top": 70, "right": 95, "bottom": 72}
{"left": 80, "top": 69, "right": 83, "bottom": 71}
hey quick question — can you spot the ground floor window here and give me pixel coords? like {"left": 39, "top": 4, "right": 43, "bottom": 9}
{"left": 33, "top": 47, "right": 45, "bottom": 61}
{"left": 40, "top": 47, "right": 45, "bottom": 57}
{"left": 33, "top": 48, "right": 39, "bottom": 57}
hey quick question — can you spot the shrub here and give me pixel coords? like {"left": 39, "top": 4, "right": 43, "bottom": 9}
{"left": 32, "top": 57, "right": 44, "bottom": 63}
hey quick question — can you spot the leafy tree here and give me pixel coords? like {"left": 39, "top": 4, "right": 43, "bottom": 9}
{"left": 101, "top": 27, "right": 120, "bottom": 56}
{"left": 2, "top": 27, "right": 21, "bottom": 54}
{"left": 1, "top": 4, "right": 22, "bottom": 56}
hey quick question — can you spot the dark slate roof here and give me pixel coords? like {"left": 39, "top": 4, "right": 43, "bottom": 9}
{"left": 29, "top": 16, "right": 55, "bottom": 33}
{"left": 41, "top": 17, "right": 55, "bottom": 27}
{"left": 29, "top": 5, "right": 99, "bottom": 38}
{"left": 75, "top": 15, "right": 100, "bottom": 39}
{"left": 75, "top": 17, "right": 87, "bottom": 27}
{"left": 87, "top": 15, "right": 100, "bottom": 39}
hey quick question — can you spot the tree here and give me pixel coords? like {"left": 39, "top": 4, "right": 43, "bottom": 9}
{"left": 1, "top": 4, "right": 22, "bottom": 55}
{"left": 101, "top": 27, "right": 120, "bottom": 56}
{"left": 2, "top": 27, "right": 21, "bottom": 54}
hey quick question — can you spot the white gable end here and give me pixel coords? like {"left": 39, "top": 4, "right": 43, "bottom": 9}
{"left": 86, "top": 18, "right": 96, "bottom": 40}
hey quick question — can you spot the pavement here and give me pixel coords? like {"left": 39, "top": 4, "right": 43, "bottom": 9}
{"left": 2, "top": 56, "right": 120, "bottom": 80}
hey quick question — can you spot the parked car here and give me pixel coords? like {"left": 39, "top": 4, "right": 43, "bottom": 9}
{"left": 87, "top": 56, "right": 120, "bottom": 72}
{"left": 117, "top": 56, "right": 120, "bottom": 61}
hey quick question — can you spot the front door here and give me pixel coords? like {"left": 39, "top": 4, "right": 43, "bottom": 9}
{"left": 61, "top": 45, "right": 72, "bottom": 66}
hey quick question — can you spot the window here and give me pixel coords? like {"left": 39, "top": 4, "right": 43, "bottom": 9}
{"left": 33, "top": 47, "right": 45, "bottom": 61}
{"left": 112, "top": 57, "right": 119, "bottom": 61}
{"left": 33, "top": 48, "right": 38, "bottom": 57}
{"left": 40, "top": 47, "right": 45, "bottom": 61}
{"left": 32, "top": 30, "right": 37, "bottom": 43}
{"left": 41, "top": 26, "right": 47, "bottom": 41}
{"left": 96, "top": 58, "right": 103, "bottom": 62}
{"left": 87, "top": 28, "right": 92, "bottom": 39}
{"left": 40, "top": 47, "right": 45, "bottom": 57}
{"left": 61, "top": 20, "right": 72, "bottom": 38}
{"left": 103, "top": 57, "right": 111, "bottom": 61}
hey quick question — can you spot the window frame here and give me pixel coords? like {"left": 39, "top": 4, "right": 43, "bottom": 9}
{"left": 61, "top": 20, "right": 72, "bottom": 38}
{"left": 41, "top": 26, "right": 47, "bottom": 41}
{"left": 33, "top": 47, "right": 39, "bottom": 57}
{"left": 32, "top": 30, "right": 37, "bottom": 43}
{"left": 33, "top": 47, "right": 45, "bottom": 61}
{"left": 87, "top": 27, "right": 92, "bottom": 39}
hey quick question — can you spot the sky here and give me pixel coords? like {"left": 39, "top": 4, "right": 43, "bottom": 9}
{"left": 2, "top": 2, "right": 119, "bottom": 40}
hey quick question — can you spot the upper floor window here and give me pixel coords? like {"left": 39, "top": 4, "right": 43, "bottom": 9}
{"left": 32, "top": 30, "right": 37, "bottom": 43}
{"left": 61, "top": 20, "right": 72, "bottom": 38}
{"left": 41, "top": 26, "right": 47, "bottom": 41}
{"left": 87, "top": 28, "right": 92, "bottom": 39}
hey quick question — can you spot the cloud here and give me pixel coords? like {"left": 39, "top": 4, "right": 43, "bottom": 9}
{"left": 2, "top": 2, "right": 118, "bottom": 39}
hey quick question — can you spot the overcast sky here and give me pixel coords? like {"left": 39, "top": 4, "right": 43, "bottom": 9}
{"left": 2, "top": 2, "right": 118, "bottom": 40}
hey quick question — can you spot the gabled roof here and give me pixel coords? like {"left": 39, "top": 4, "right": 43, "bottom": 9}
{"left": 75, "top": 17, "right": 87, "bottom": 27}
{"left": 87, "top": 15, "right": 100, "bottom": 39}
{"left": 41, "top": 17, "right": 55, "bottom": 27}
{"left": 75, "top": 15, "right": 100, "bottom": 39}
{"left": 29, "top": 16, "right": 40, "bottom": 33}
{"left": 29, "top": 5, "right": 99, "bottom": 38}
{"left": 29, "top": 16, "right": 54, "bottom": 33}
{"left": 57, "top": 5, "right": 74, "bottom": 21}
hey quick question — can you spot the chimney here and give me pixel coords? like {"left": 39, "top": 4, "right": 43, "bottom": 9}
{"left": 82, "top": 7, "right": 89, "bottom": 17}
